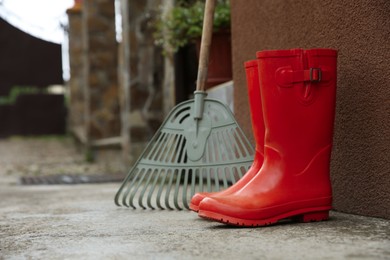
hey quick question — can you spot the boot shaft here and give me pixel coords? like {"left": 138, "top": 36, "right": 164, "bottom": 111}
{"left": 244, "top": 60, "right": 265, "bottom": 155}
{"left": 256, "top": 48, "right": 338, "bottom": 173}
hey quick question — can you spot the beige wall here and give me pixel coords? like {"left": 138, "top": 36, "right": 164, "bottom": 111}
{"left": 231, "top": 0, "right": 390, "bottom": 219}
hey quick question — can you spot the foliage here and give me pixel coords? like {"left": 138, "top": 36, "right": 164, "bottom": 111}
{"left": 0, "top": 86, "right": 44, "bottom": 105}
{"left": 153, "top": 0, "right": 231, "bottom": 53}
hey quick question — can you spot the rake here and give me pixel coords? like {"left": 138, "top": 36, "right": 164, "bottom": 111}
{"left": 114, "top": 0, "right": 254, "bottom": 210}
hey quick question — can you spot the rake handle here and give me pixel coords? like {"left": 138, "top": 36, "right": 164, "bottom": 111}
{"left": 196, "top": 0, "right": 216, "bottom": 92}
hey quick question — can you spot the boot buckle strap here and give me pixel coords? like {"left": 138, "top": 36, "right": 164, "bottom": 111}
{"left": 276, "top": 67, "right": 330, "bottom": 87}
{"left": 309, "top": 68, "right": 322, "bottom": 82}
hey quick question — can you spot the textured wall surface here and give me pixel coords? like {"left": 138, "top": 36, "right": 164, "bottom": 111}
{"left": 67, "top": 6, "right": 84, "bottom": 133}
{"left": 83, "top": 0, "right": 120, "bottom": 140}
{"left": 231, "top": 0, "right": 390, "bottom": 219}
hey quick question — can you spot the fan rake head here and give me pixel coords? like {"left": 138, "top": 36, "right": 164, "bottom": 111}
{"left": 115, "top": 98, "right": 254, "bottom": 210}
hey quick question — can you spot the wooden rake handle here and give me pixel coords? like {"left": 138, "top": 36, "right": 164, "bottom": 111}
{"left": 196, "top": 0, "right": 216, "bottom": 92}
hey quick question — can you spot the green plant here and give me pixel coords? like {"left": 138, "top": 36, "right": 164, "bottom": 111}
{"left": 0, "top": 86, "right": 45, "bottom": 105}
{"left": 153, "top": 0, "right": 230, "bottom": 53}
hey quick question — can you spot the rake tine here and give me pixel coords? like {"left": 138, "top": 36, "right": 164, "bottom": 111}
{"left": 207, "top": 134, "right": 215, "bottom": 163}
{"left": 230, "top": 167, "right": 238, "bottom": 184}
{"left": 161, "top": 133, "right": 177, "bottom": 162}
{"left": 212, "top": 168, "right": 218, "bottom": 192}
{"left": 147, "top": 132, "right": 165, "bottom": 160}
{"left": 173, "top": 169, "right": 183, "bottom": 210}
{"left": 205, "top": 168, "right": 211, "bottom": 192}
{"left": 207, "top": 133, "right": 218, "bottom": 162}
{"left": 147, "top": 169, "right": 162, "bottom": 209}
{"left": 182, "top": 169, "right": 190, "bottom": 209}
{"left": 229, "top": 129, "right": 241, "bottom": 159}
{"left": 161, "top": 134, "right": 177, "bottom": 162}
{"left": 217, "top": 131, "right": 227, "bottom": 162}
{"left": 199, "top": 168, "right": 204, "bottom": 193}
{"left": 239, "top": 129, "right": 255, "bottom": 155}
{"left": 120, "top": 168, "right": 141, "bottom": 208}
{"left": 128, "top": 168, "right": 147, "bottom": 209}
{"left": 115, "top": 165, "right": 145, "bottom": 207}
{"left": 172, "top": 134, "right": 183, "bottom": 163}
{"left": 213, "top": 131, "right": 227, "bottom": 191}
{"left": 216, "top": 130, "right": 227, "bottom": 162}
{"left": 227, "top": 167, "right": 236, "bottom": 185}
{"left": 114, "top": 169, "right": 134, "bottom": 206}
{"left": 230, "top": 132, "right": 241, "bottom": 160}
{"left": 152, "top": 132, "right": 169, "bottom": 162}
{"left": 214, "top": 168, "right": 221, "bottom": 191}
{"left": 214, "top": 131, "right": 224, "bottom": 162}
{"left": 155, "top": 133, "right": 172, "bottom": 162}
{"left": 239, "top": 129, "right": 254, "bottom": 157}
{"left": 221, "top": 129, "right": 234, "bottom": 161}
{"left": 168, "top": 134, "right": 179, "bottom": 161}
{"left": 173, "top": 135, "right": 185, "bottom": 163}
{"left": 190, "top": 169, "right": 197, "bottom": 199}
{"left": 156, "top": 170, "right": 168, "bottom": 209}
{"left": 199, "top": 168, "right": 205, "bottom": 193}
{"left": 234, "top": 128, "right": 252, "bottom": 157}
{"left": 120, "top": 183, "right": 132, "bottom": 207}
{"left": 177, "top": 135, "right": 187, "bottom": 164}
{"left": 164, "top": 169, "right": 175, "bottom": 210}
{"left": 222, "top": 167, "right": 228, "bottom": 189}
{"left": 238, "top": 166, "right": 246, "bottom": 179}
{"left": 138, "top": 169, "right": 153, "bottom": 209}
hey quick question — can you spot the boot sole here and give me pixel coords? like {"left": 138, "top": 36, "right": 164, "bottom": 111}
{"left": 198, "top": 207, "right": 331, "bottom": 227}
{"left": 189, "top": 203, "right": 199, "bottom": 212}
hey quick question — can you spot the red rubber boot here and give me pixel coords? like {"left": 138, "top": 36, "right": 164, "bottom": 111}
{"left": 198, "top": 48, "right": 338, "bottom": 226}
{"left": 189, "top": 60, "right": 265, "bottom": 212}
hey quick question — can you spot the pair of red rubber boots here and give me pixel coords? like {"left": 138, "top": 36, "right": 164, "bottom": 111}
{"left": 190, "top": 48, "right": 338, "bottom": 227}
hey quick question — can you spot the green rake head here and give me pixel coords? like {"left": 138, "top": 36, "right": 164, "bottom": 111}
{"left": 115, "top": 96, "right": 254, "bottom": 210}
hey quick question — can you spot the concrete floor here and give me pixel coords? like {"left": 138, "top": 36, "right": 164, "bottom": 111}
{"left": 1, "top": 138, "right": 389, "bottom": 259}
{"left": 1, "top": 181, "right": 389, "bottom": 259}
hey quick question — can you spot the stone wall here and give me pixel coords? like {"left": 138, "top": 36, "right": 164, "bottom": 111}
{"left": 67, "top": 0, "right": 120, "bottom": 143}
{"left": 66, "top": 4, "right": 84, "bottom": 136}
{"left": 123, "top": 0, "right": 165, "bottom": 160}
{"left": 82, "top": 0, "right": 120, "bottom": 140}
{"left": 130, "top": 0, "right": 164, "bottom": 125}
{"left": 67, "top": 0, "right": 165, "bottom": 162}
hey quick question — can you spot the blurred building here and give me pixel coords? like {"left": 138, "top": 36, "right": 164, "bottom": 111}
{"left": 0, "top": 17, "right": 66, "bottom": 137}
